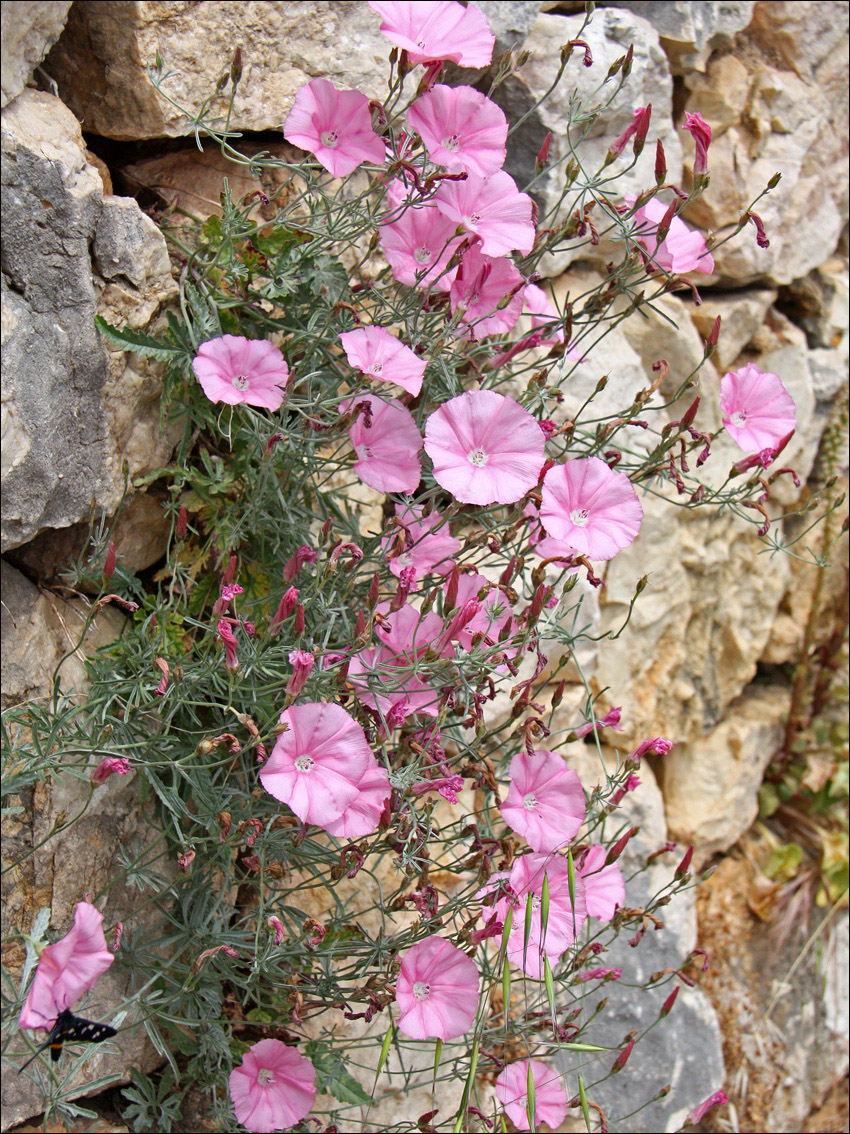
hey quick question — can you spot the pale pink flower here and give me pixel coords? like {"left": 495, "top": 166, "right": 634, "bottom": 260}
{"left": 369, "top": 1, "right": 495, "bottom": 68}
{"left": 481, "top": 853, "right": 588, "bottom": 978}
{"left": 424, "top": 390, "right": 545, "bottom": 505}
{"left": 259, "top": 703, "right": 374, "bottom": 828}
{"left": 229, "top": 1039, "right": 315, "bottom": 1133}
{"left": 19, "top": 903, "right": 114, "bottom": 1031}
{"left": 683, "top": 111, "right": 712, "bottom": 177}
{"left": 573, "top": 706, "right": 622, "bottom": 739}
{"left": 687, "top": 1090, "right": 729, "bottom": 1127}
{"left": 435, "top": 171, "right": 535, "bottom": 257}
{"left": 540, "top": 457, "right": 643, "bottom": 560}
{"left": 577, "top": 845, "right": 626, "bottom": 923}
{"left": 449, "top": 243, "right": 526, "bottom": 339}
{"left": 380, "top": 191, "right": 466, "bottom": 292}
{"left": 627, "top": 737, "right": 674, "bottom": 765}
{"left": 495, "top": 1059, "right": 570, "bottom": 1132}
{"left": 382, "top": 503, "right": 461, "bottom": 580}
{"left": 629, "top": 195, "right": 714, "bottom": 275}
{"left": 395, "top": 935, "right": 479, "bottom": 1040}
{"left": 500, "top": 749, "right": 586, "bottom": 853}
{"left": 91, "top": 757, "right": 131, "bottom": 784}
{"left": 284, "top": 78, "right": 385, "bottom": 177}
{"left": 340, "top": 326, "right": 427, "bottom": 397}
{"left": 324, "top": 762, "right": 391, "bottom": 839}
{"left": 451, "top": 572, "right": 512, "bottom": 648}
{"left": 720, "top": 362, "right": 797, "bottom": 454}
{"left": 408, "top": 85, "right": 507, "bottom": 177}
{"left": 192, "top": 336, "right": 289, "bottom": 410}
{"left": 347, "top": 394, "right": 423, "bottom": 494}
{"left": 349, "top": 605, "right": 446, "bottom": 720}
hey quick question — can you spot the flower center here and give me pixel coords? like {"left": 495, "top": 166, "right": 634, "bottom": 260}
{"left": 371, "top": 362, "right": 383, "bottom": 374}
{"left": 231, "top": 374, "right": 250, "bottom": 390}
{"left": 468, "top": 447, "right": 489, "bottom": 467}
{"left": 731, "top": 410, "right": 747, "bottom": 426}
{"left": 442, "top": 133, "right": 461, "bottom": 152}
{"left": 356, "top": 444, "right": 373, "bottom": 461}
{"left": 320, "top": 130, "right": 339, "bottom": 149}
{"left": 463, "top": 213, "right": 481, "bottom": 228}
{"left": 295, "top": 754, "right": 315, "bottom": 773}
{"left": 417, "top": 38, "right": 427, "bottom": 50}
{"left": 523, "top": 793, "right": 538, "bottom": 810}
{"left": 258, "top": 1068, "right": 276, "bottom": 1086}
{"left": 570, "top": 508, "right": 590, "bottom": 528}
{"left": 414, "top": 245, "right": 433, "bottom": 265}
{"left": 412, "top": 981, "right": 431, "bottom": 1000}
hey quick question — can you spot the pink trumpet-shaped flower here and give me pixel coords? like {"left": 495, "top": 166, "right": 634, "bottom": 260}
{"left": 577, "top": 844, "right": 626, "bottom": 923}
{"left": 340, "top": 326, "right": 427, "bottom": 397}
{"left": 683, "top": 111, "right": 712, "bottom": 177}
{"left": 286, "top": 650, "right": 315, "bottom": 697}
{"left": 720, "top": 362, "right": 797, "bottom": 454}
{"left": 324, "top": 762, "right": 391, "bottom": 839}
{"left": 259, "top": 703, "right": 374, "bottom": 829}
{"left": 435, "top": 171, "right": 535, "bottom": 257}
{"left": 425, "top": 390, "right": 545, "bottom": 505}
{"left": 449, "top": 244, "right": 526, "bottom": 340}
{"left": 687, "top": 1090, "right": 729, "bottom": 1127}
{"left": 408, "top": 85, "right": 507, "bottom": 177}
{"left": 19, "top": 903, "right": 114, "bottom": 1031}
{"left": 369, "top": 1, "right": 495, "bottom": 68}
{"left": 347, "top": 394, "right": 423, "bottom": 494}
{"left": 395, "top": 935, "right": 479, "bottom": 1040}
{"left": 284, "top": 78, "right": 385, "bottom": 177}
{"left": 629, "top": 195, "right": 714, "bottom": 275}
{"left": 608, "top": 104, "right": 652, "bottom": 160}
{"left": 540, "top": 457, "right": 643, "bottom": 561}
{"left": 380, "top": 191, "right": 466, "bottom": 291}
{"left": 382, "top": 503, "right": 461, "bottom": 580}
{"left": 91, "top": 757, "right": 131, "bottom": 784}
{"left": 229, "top": 1039, "right": 316, "bottom": 1133}
{"left": 495, "top": 1059, "right": 570, "bottom": 1132}
{"left": 192, "top": 336, "right": 289, "bottom": 411}
{"left": 500, "top": 750, "right": 586, "bottom": 853}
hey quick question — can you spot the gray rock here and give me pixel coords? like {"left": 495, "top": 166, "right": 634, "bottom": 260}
{"left": 1, "top": 89, "right": 178, "bottom": 554}
{"left": 0, "top": 0, "right": 73, "bottom": 107}
{"left": 476, "top": 1, "right": 544, "bottom": 54}
{"left": 600, "top": 1, "right": 755, "bottom": 72}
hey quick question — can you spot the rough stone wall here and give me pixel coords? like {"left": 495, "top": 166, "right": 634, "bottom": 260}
{"left": 1, "top": 2, "right": 847, "bottom": 1131}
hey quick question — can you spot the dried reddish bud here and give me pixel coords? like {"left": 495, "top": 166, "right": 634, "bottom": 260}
{"left": 267, "top": 915, "right": 285, "bottom": 945}
{"left": 154, "top": 656, "right": 169, "bottom": 696}
{"left": 660, "top": 985, "right": 679, "bottom": 1016}
{"left": 606, "top": 827, "right": 639, "bottom": 864}
{"left": 270, "top": 586, "right": 299, "bottom": 632}
{"left": 705, "top": 315, "right": 721, "bottom": 357}
{"left": 177, "top": 848, "right": 196, "bottom": 872}
{"left": 113, "top": 922, "right": 124, "bottom": 951}
{"left": 367, "top": 571, "right": 381, "bottom": 609}
{"left": 96, "top": 594, "right": 139, "bottom": 614}
{"left": 675, "top": 845, "right": 694, "bottom": 877}
{"left": 104, "top": 541, "right": 116, "bottom": 581}
{"left": 612, "top": 1038, "right": 635, "bottom": 1072}
{"left": 218, "top": 811, "right": 232, "bottom": 841}
{"left": 747, "top": 211, "right": 769, "bottom": 248}
{"left": 293, "top": 603, "right": 305, "bottom": 636}
{"left": 175, "top": 504, "right": 188, "bottom": 539}
{"left": 223, "top": 553, "right": 237, "bottom": 585}
{"left": 536, "top": 130, "right": 552, "bottom": 172}
{"left": 444, "top": 564, "right": 459, "bottom": 612}
{"left": 654, "top": 139, "right": 666, "bottom": 183}
{"left": 283, "top": 544, "right": 317, "bottom": 582}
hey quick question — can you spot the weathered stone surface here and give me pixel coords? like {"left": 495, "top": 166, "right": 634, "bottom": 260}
{"left": 45, "top": 0, "right": 395, "bottom": 141}
{"left": 0, "top": 1, "right": 73, "bottom": 107}
{"left": 1, "top": 89, "right": 179, "bottom": 554}
{"left": 619, "top": 290, "right": 716, "bottom": 395}
{"left": 690, "top": 288, "right": 778, "bottom": 373}
{"left": 494, "top": 8, "right": 682, "bottom": 273}
{"left": 659, "top": 685, "right": 790, "bottom": 861}
{"left": 599, "top": 0, "right": 754, "bottom": 73}
{"left": 683, "top": 3, "right": 849, "bottom": 284}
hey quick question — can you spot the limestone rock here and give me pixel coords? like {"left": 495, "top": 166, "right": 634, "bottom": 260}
{"left": 45, "top": 1, "right": 395, "bottom": 141}
{"left": 683, "top": 4, "right": 849, "bottom": 284}
{"left": 493, "top": 8, "right": 682, "bottom": 273}
{"left": 619, "top": 290, "right": 715, "bottom": 395}
{"left": 1, "top": 89, "right": 179, "bottom": 553}
{"left": 659, "top": 685, "right": 790, "bottom": 861}
{"left": 690, "top": 288, "right": 778, "bottom": 373}
{"left": 0, "top": 0, "right": 73, "bottom": 107}
{"left": 599, "top": 0, "right": 754, "bottom": 73}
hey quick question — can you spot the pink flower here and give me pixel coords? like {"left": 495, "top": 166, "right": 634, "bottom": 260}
{"left": 720, "top": 362, "right": 797, "bottom": 454}
{"left": 91, "top": 757, "right": 131, "bottom": 784}
{"left": 607, "top": 104, "right": 652, "bottom": 160}
{"left": 369, "top": 1, "right": 495, "bottom": 68}
{"left": 540, "top": 457, "right": 643, "bottom": 560}
{"left": 267, "top": 916, "right": 285, "bottom": 946}
{"left": 577, "top": 845, "right": 626, "bottom": 923}
{"left": 324, "top": 762, "right": 391, "bottom": 838}
{"left": 349, "top": 605, "right": 446, "bottom": 720}
{"left": 282, "top": 545, "right": 317, "bottom": 583}
{"left": 500, "top": 749, "right": 586, "bottom": 853}
{"left": 481, "top": 854, "right": 587, "bottom": 978}
{"left": 395, "top": 935, "right": 479, "bottom": 1040}
{"left": 19, "top": 903, "right": 114, "bottom": 1031}
{"left": 683, "top": 111, "right": 712, "bottom": 177}
{"left": 229, "top": 1039, "right": 315, "bottom": 1133}
{"left": 687, "top": 1090, "right": 729, "bottom": 1127}
{"left": 573, "top": 706, "right": 622, "bottom": 739}
{"left": 627, "top": 737, "right": 674, "bottom": 765}
{"left": 424, "top": 390, "right": 545, "bottom": 505}
{"left": 259, "top": 703, "right": 374, "bottom": 829}
{"left": 495, "top": 1059, "right": 570, "bottom": 1132}
{"left": 451, "top": 572, "right": 512, "bottom": 648}
{"left": 217, "top": 619, "right": 240, "bottom": 672}
{"left": 284, "top": 78, "right": 385, "bottom": 177}
{"left": 347, "top": 394, "right": 423, "bottom": 494}
{"left": 382, "top": 503, "right": 461, "bottom": 580}
{"left": 340, "top": 326, "right": 427, "bottom": 397}
{"left": 380, "top": 193, "right": 466, "bottom": 291}
{"left": 286, "top": 650, "right": 315, "bottom": 697}
{"left": 408, "top": 86, "right": 507, "bottom": 177}
{"left": 435, "top": 171, "right": 535, "bottom": 257}
{"left": 629, "top": 196, "right": 714, "bottom": 275}
{"left": 576, "top": 967, "right": 622, "bottom": 982}
{"left": 449, "top": 244, "right": 526, "bottom": 340}
{"left": 192, "top": 336, "right": 289, "bottom": 410}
